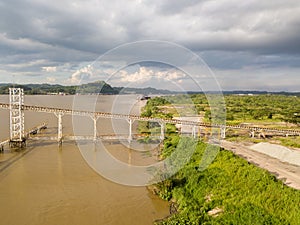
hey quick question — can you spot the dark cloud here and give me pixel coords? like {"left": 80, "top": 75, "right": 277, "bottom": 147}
{"left": 200, "top": 51, "right": 300, "bottom": 70}
{"left": 1, "top": 0, "right": 299, "bottom": 56}
{"left": 0, "top": 0, "right": 299, "bottom": 90}
{"left": 154, "top": 0, "right": 200, "bottom": 14}
{"left": 135, "top": 61, "right": 174, "bottom": 69}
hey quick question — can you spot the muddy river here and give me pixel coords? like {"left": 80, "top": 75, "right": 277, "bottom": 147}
{"left": 0, "top": 95, "right": 169, "bottom": 225}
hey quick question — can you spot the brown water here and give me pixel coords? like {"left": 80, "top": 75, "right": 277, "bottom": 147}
{"left": 0, "top": 95, "right": 169, "bottom": 225}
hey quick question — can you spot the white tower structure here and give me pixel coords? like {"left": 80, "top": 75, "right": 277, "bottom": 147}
{"left": 9, "top": 88, "right": 25, "bottom": 147}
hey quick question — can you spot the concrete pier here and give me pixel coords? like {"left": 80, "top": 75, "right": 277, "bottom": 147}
{"left": 1, "top": 123, "right": 47, "bottom": 150}
{"left": 54, "top": 112, "right": 64, "bottom": 145}
{"left": 127, "top": 119, "right": 134, "bottom": 142}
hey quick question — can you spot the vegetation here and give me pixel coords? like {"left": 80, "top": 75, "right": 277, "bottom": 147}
{"left": 223, "top": 94, "right": 300, "bottom": 147}
{"left": 139, "top": 96, "right": 300, "bottom": 224}
{"left": 148, "top": 94, "right": 300, "bottom": 125}
{"left": 278, "top": 136, "right": 300, "bottom": 148}
{"left": 139, "top": 97, "right": 176, "bottom": 137}
{"left": 0, "top": 81, "right": 118, "bottom": 95}
{"left": 0, "top": 83, "right": 78, "bottom": 95}
{"left": 0, "top": 81, "right": 172, "bottom": 95}
{"left": 143, "top": 94, "right": 300, "bottom": 125}
{"left": 115, "top": 86, "right": 172, "bottom": 95}
{"left": 140, "top": 94, "right": 300, "bottom": 148}
{"left": 224, "top": 94, "right": 300, "bottom": 125}
{"left": 154, "top": 137, "right": 300, "bottom": 224}
{"left": 76, "top": 81, "right": 118, "bottom": 94}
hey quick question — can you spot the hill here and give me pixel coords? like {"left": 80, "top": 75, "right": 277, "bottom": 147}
{"left": 0, "top": 82, "right": 299, "bottom": 96}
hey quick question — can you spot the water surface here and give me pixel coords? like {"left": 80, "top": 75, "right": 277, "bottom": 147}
{"left": 0, "top": 95, "right": 168, "bottom": 225}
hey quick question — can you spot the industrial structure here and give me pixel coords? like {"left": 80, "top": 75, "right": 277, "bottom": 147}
{"left": 0, "top": 88, "right": 300, "bottom": 150}
{"left": 9, "top": 88, "right": 25, "bottom": 148}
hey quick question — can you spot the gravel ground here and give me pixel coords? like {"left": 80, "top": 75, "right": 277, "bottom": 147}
{"left": 250, "top": 142, "right": 300, "bottom": 167}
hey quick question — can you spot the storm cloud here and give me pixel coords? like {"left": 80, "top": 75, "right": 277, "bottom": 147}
{"left": 0, "top": 0, "right": 299, "bottom": 91}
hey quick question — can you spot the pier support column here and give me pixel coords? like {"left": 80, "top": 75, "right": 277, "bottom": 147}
{"left": 160, "top": 122, "right": 165, "bottom": 141}
{"left": 220, "top": 126, "right": 226, "bottom": 139}
{"left": 192, "top": 125, "right": 197, "bottom": 139}
{"left": 199, "top": 126, "right": 202, "bottom": 140}
{"left": 127, "top": 119, "right": 134, "bottom": 142}
{"left": 91, "top": 115, "right": 99, "bottom": 142}
{"left": 250, "top": 130, "right": 255, "bottom": 138}
{"left": 55, "top": 112, "right": 64, "bottom": 145}
{"left": 204, "top": 127, "right": 210, "bottom": 140}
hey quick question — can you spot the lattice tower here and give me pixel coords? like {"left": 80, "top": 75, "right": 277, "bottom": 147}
{"left": 9, "top": 88, "right": 24, "bottom": 142}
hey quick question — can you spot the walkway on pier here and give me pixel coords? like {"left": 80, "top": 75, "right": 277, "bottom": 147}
{"left": 0, "top": 123, "right": 47, "bottom": 150}
{"left": 1, "top": 103, "right": 299, "bottom": 137}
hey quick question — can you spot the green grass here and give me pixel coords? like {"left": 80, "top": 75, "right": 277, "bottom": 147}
{"left": 140, "top": 96, "right": 300, "bottom": 224}
{"left": 154, "top": 137, "right": 300, "bottom": 224}
{"left": 277, "top": 136, "right": 300, "bottom": 148}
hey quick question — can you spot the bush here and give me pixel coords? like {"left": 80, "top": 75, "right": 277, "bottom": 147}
{"left": 155, "top": 137, "right": 300, "bottom": 224}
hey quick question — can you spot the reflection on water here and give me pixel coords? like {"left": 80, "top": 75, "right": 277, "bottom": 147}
{"left": 0, "top": 95, "right": 169, "bottom": 225}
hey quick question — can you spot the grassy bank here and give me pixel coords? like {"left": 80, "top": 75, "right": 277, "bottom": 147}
{"left": 140, "top": 96, "right": 300, "bottom": 224}
{"left": 154, "top": 136, "right": 300, "bottom": 224}
{"left": 141, "top": 94, "right": 300, "bottom": 148}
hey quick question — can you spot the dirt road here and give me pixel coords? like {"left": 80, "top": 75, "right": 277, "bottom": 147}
{"left": 220, "top": 140, "right": 300, "bottom": 190}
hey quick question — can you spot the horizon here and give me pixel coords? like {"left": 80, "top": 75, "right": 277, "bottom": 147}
{"left": 0, "top": 81, "right": 299, "bottom": 94}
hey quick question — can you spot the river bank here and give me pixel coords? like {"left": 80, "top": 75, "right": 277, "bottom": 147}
{"left": 139, "top": 96, "right": 300, "bottom": 224}
{"left": 150, "top": 136, "right": 300, "bottom": 224}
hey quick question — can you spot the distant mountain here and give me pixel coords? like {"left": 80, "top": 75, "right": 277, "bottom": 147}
{"left": 0, "top": 82, "right": 299, "bottom": 96}
{"left": 114, "top": 86, "right": 173, "bottom": 95}
{"left": 0, "top": 81, "right": 174, "bottom": 95}
{"left": 0, "top": 83, "right": 77, "bottom": 95}
{"left": 76, "top": 81, "right": 118, "bottom": 94}
{"left": 222, "top": 90, "right": 300, "bottom": 96}
{"left": 188, "top": 90, "right": 300, "bottom": 96}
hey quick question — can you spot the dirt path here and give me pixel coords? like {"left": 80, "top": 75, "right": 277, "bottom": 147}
{"left": 220, "top": 140, "right": 300, "bottom": 190}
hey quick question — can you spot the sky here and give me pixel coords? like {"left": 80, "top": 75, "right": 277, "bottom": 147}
{"left": 0, "top": 0, "right": 300, "bottom": 91}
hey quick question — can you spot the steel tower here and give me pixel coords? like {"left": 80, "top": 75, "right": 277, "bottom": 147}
{"left": 9, "top": 88, "right": 25, "bottom": 147}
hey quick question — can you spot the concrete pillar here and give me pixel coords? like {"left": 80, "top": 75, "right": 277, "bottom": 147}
{"left": 92, "top": 115, "right": 99, "bottom": 142}
{"left": 250, "top": 130, "right": 255, "bottom": 138}
{"left": 220, "top": 126, "right": 226, "bottom": 139}
{"left": 260, "top": 131, "right": 266, "bottom": 139}
{"left": 128, "top": 119, "right": 133, "bottom": 142}
{"left": 192, "top": 125, "right": 197, "bottom": 138}
{"left": 205, "top": 127, "right": 210, "bottom": 139}
{"left": 55, "top": 112, "right": 64, "bottom": 145}
{"left": 160, "top": 122, "right": 165, "bottom": 141}
{"left": 199, "top": 126, "right": 202, "bottom": 140}
{"left": 58, "top": 113, "right": 63, "bottom": 144}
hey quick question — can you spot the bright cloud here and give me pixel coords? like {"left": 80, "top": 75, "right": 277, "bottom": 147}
{"left": 68, "top": 65, "right": 94, "bottom": 84}
{"left": 42, "top": 66, "right": 57, "bottom": 72}
{"left": 0, "top": 0, "right": 300, "bottom": 90}
{"left": 117, "top": 67, "right": 186, "bottom": 84}
{"left": 119, "top": 67, "right": 153, "bottom": 83}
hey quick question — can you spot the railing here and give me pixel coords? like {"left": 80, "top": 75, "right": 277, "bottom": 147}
{"left": 1, "top": 103, "right": 299, "bottom": 136}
